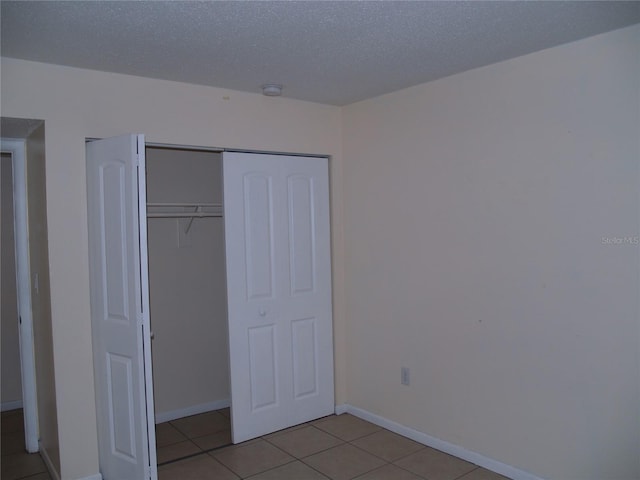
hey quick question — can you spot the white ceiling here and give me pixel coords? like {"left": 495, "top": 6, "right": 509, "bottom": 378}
{"left": 1, "top": 1, "right": 639, "bottom": 106}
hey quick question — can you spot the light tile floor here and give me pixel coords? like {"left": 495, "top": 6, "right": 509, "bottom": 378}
{"left": 2, "top": 407, "right": 511, "bottom": 480}
{"left": 157, "top": 410, "right": 511, "bottom": 480}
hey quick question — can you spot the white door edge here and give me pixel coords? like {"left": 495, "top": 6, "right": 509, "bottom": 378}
{"left": 136, "top": 136, "right": 158, "bottom": 479}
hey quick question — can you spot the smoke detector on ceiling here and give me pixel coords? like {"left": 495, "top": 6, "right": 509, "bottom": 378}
{"left": 262, "top": 84, "right": 283, "bottom": 96}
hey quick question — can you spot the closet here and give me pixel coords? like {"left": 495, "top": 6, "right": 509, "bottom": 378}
{"left": 86, "top": 136, "right": 335, "bottom": 476}
{"left": 145, "top": 146, "right": 229, "bottom": 423}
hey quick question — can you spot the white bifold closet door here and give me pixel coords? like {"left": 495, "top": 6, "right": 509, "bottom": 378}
{"left": 86, "top": 135, "right": 157, "bottom": 480}
{"left": 223, "top": 152, "right": 334, "bottom": 443}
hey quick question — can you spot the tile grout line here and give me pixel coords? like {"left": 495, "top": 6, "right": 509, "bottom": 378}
{"left": 261, "top": 425, "right": 346, "bottom": 460}
{"left": 157, "top": 441, "right": 233, "bottom": 466}
{"left": 240, "top": 458, "right": 311, "bottom": 480}
{"left": 211, "top": 439, "right": 295, "bottom": 479}
{"left": 157, "top": 409, "right": 232, "bottom": 465}
{"left": 453, "top": 466, "right": 481, "bottom": 480}
{"left": 389, "top": 461, "right": 432, "bottom": 480}
{"left": 294, "top": 458, "right": 333, "bottom": 480}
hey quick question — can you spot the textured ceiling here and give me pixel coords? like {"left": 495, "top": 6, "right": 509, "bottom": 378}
{"left": 1, "top": 1, "right": 639, "bottom": 106}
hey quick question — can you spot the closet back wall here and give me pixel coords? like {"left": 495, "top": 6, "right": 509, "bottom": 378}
{"left": 146, "top": 147, "right": 229, "bottom": 421}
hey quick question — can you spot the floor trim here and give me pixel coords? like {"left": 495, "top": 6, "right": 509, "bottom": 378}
{"left": 155, "top": 399, "right": 230, "bottom": 424}
{"left": 334, "top": 404, "right": 348, "bottom": 415}
{"left": 335, "top": 403, "right": 545, "bottom": 480}
{"left": 39, "top": 443, "right": 61, "bottom": 480}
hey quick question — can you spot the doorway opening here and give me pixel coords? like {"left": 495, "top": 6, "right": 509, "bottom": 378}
{"left": 1, "top": 151, "right": 24, "bottom": 416}
{"left": 1, "top": 151, "right": 22, "bottom": 412}
{"left": 1, "top": 137, "right": 40, "bottom": 456}
{"left": 145, "top": 146, "right": 232, "bottom": 465}
{"left": 1, "top": 118, "right": 59, "bottom": 478}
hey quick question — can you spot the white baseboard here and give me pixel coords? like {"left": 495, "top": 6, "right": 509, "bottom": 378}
{"left": 1, "top": 400, "right": 23, "bottom": 412}
{"left": 76, "top": 475, "right": 103, "bottom": 480}
{"left": 155, "top": 399, "right": 230, "bottom": 424}
{"left": 39, "top": 443, "right": 61, "bottom": 480}
{"left": 335, "top": 403, "right": 545, "bottom": 480}
{"left": 334, "top": 404, "right": 348, "bottom": 415}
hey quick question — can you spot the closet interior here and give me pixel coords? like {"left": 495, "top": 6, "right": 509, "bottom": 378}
{"left": 145, "top": 146, "right": 230, "bottom": 424}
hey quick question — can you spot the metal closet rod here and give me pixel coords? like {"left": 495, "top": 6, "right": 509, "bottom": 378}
{"left": 146, "top": 212, "right": 222, "bottom": 218}
{"left": 146, "top": 202, "right": 223, "bottom": 219}
{"left": 147, "top": 202, "right": 222, "bottom": 207}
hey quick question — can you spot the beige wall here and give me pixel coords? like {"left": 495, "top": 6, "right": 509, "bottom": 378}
{"left": 146, "top": 148, "right": 230, "bottom": 417}
{"left": 342, "top": 25, "right": 640, "bottom": 480}
{"left": 1, "top": 153, "right": 23, "bottom": 407}
{"left": 26, "top": 123, "right": 60, "bottom": 474}
{"left": 0, "top": 58, "right": 344, "bottom": 479}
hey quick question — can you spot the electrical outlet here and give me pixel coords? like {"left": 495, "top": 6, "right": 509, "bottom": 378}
{"left": 401, "top": 367, "right": 410, "bottom": 386}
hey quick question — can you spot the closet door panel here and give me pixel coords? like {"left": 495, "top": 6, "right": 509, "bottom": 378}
{"left": 224, "top": 152, "right": 334, "bottom": 444}
{"left": 291, "top": 316, "right": 318, "bottom": 399}
{"left": 100, "top": 162, "right": 131, "bottom": 322}
{"left": 288, "top": 175, "right": 316, "bottom": 296}
{"left": 248, "top": 324, "right": 278, "bottom": 411}
{"left": 243, "top": 173, "right": 276, "bottom": 300}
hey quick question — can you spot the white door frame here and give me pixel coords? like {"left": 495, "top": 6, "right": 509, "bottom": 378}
{"left": 1, "top": 138, "right": 39, "bottom": 452}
